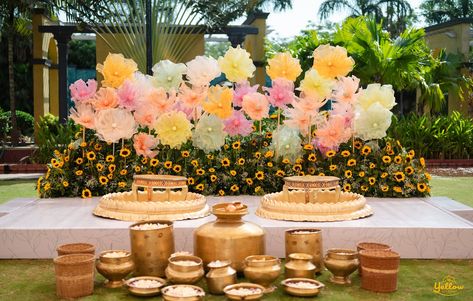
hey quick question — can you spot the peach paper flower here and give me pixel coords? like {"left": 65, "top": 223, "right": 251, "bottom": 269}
{"left": 95, "top": 108, "right": 137, "bottom": 143}
{"left": 178, "top": 83, "right": 207, "bottom": 108}
{"left": 233, "top": 80, "right": 259, "bottom": 107}
{"left": 93, "top": 87, "right": 119, "bottom": 111}
{"left": 218, "top": 46, "right": 256, "bottom": 82}
{"left": 298, "top": 69, "right": 335, "bottom": 102}
{"left": 186, "top": 56, "right": 221, "bottom": 87}
{"left": 312, "top": 44, "right": 355, "bottom": 79}
{"left": 134, "top": 107, "right": 159, "bottom": 128}
{"left": 332, "top": 76, "right": 360, "bottom": 104}
{"left": 69, "top": 79, "right": 97, "bottom": 103}
{"left": 266, "top": 52, "right": 302, "bottom": 81}
{"left": 96, "top": 53, "right": 138, "bottom": 88}
{"left": 242, "top": 92, "right": 269, "bottom": 121}
{"left": 69, "top": 103, "right": 95, "bottom": 129}
{"left": 143, "top": 87, "right": 175, "bottom": 114}
{"left": 314, "top": 115, "right": 352, "bottom": 151}
{"left": 203, "top": 85, "right": 233, "bottom": 119}
{"left": 284, "top": 105, "right": 312, "bottom": 135}
{"left": 133, "top": 133, "right": 159, "bottom": 158}
{"left": 154, "top": 111, "right": 193, "bottom": 148}
{"left": 117, "top": 79, "right": 140, "bottom": 111}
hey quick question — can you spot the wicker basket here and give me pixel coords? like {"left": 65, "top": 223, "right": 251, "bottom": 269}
{"left": 359, "top": 249, "right": 400, "bottom": 293}
{"left": 57, "top": 243, "right": 95, "bottom": 256}
{"left": 356, "top": 242, "right": 391, "bottom": 275}
{"left": 54, "top": 254, "right": 95, "bottom": 299}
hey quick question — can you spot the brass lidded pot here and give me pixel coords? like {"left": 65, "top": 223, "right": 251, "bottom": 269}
{"left": 284, "top": 253, "right": 316, "bottom": 279}
{"left": 285, "top": 228, "right": 323, "bottom": 273}
{"left": 165, "top": 255, "right": 205, "bottom": 284}
{"left": 194, "top": 202, "right": 265, "bottom": 272}
{"left": 324, "top": 248, "right": 359, "bottom": 285}
{"left": 205, "top": 260, "right": 237, "bottom": 294}
{"left": 96, "top": 250, "right": 135, "bottom": 288}
{"left": 130, "top": 220, "right": 175, "bottom": 277}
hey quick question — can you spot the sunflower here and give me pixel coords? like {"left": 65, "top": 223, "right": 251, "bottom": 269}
{"left": 188, "top": 177, "right": 195, "bottom": 185}
{"left": 344, "top": 170, "right": 352, "bottom": 178}
{"left": 75, "top": 158, "right": 84, "bottom": 165}
{"left": 164, "top": 161, "right": 173, "bottom": 169}
{"left": 341, "top": 150, "right": 350, "bottom": 157}
{"left": 381, "top": 172, "right": 388, "bottom": 178}
{"left": 230, "top": 170, "right": 237, "bottom": 176}
{"left": 369, "top": 163, "right": 376, "bottom": 169}
{"left": 358, "top": 171, "right": 365, "bottom": 177}
{"left": 308, "top": 153, "right": 317, "bottom": 162}
{"left": 94, "top": 143, "right": 102, "bottom": 151}
{"left": 106, "top": 155, "right": 115, "bottom": 163}
{"left": 264, "top": 151, "right": 274, "bottom": 158}
{"left": 86, "top": 151, "right": 96, "bottom": 161}
{"left": 120, "top": 169, "right": 127, "bottom": 176}
{"left": 387, "top": 149, "right": 395, "bottom": 155}
{"left": 425, "top": 172, "right": 432, "bottom": 181}
{"left": 191, "top": 160, "right": 199, "bottom": 167}
{"left": 405, "top": 166, "right": 414, "bottom": 175}
{"left": 173, "top": 165, "right": 182, "bottom": 173}
{"left": 293, "top": 164, "right": 302, "bottom": 172}
{"left": 265, "top": 132, "right": 273, "bottom": 139}
{"left": 308, "top": 167, "right": 316, "bottom": 174}
{"left": 420, "top": 157, "right": 425, "bottom": 168}
{"left": 81, "top": 188, "right": 92, "bottom": 198}
{"left": 343, "top": 183, "right": 351, "bottom": 192}
{"left": 255, "top": 171, "right": 265, "bottom": 180}
{"left": 329, "top": 164, "right": 337, "bottom": 171}
{"left": 394, "top": 156, "right": 402, "bottom": 164}
{"left": 303, "top": 144, "right": 314, "bottom": 151}
{"left": 108, "top": 164, "right": 116, "bottom": 173}
{"left": 394, "top": 172, "right": 405, "bottom": 182}
{"left": 75, "top": 170, "right": 83, "bottom": 176}
{"left": 381, "top": 185, "right": 389, "bottom": 192}
{"left": 354, "top": 141, "right": 362, "bottom": 149}
{"left": 99, "top": 176, "right": 108, "bottom": 185}
{"left": 80, "top": 141, "right": 87, "bottom": 148}
{"left": 254, "top": 152, "right": 262, "bottom": 159}
{"left": 181, "top": 151, "right": 190, "bottom": 158}
{"left": 44, "top": 183, "right": 51, "bottom": 191}
{"left": 382, "top": 156, "right": 391, "bottom": 164}
{"left": 210, "top": 175, "right": 217, "bottom": 182}
{"left": 232, "top": 141, "right": 241, "bottom": 150}
{"left": 417, "top": 183, "right": 427, "bottom": 192}
{"left": 254, "top": 186, "right": 262, "bottom": 193}
{"left": 347, "top": 159, "right": 356, "bottom": 167}
{"left": 194, "top": 168, "right": 204, "bottom": 175}
{"left": 135, "top": 166, "right": 141, "bottom": 172}
{"left": 196, "top": 183, "right": 205, "bottom": 191}
{"left": 96, "top": 163, "right": 104, "bottom": 172}
{"left": 246, "top": 178, "right": 253, "bottom": 185}
{"left": 209, "top": 168, "right": 216, "bottom": 173}
{"left": 368, "top": 177, "right": 376, "bottom": 185}
{"left": 118, "top": 182, "right": 126, "bottom": 188}
{"left": 361, "top": 185, "right": 369, "bottom": 192}
{"left": 405, "top": 156, "right": 412, "bottom": 164}
{"left": 62, "top": 181, "right": 69, "bottom": 188}
{"left": 361, "top": 145, "right": 371, "bottom": 156}
{"left": 150, "top": 159, "right": 159, "bottom": 167}
{"left": 221, "top": 158, "right": 230, "bottom": 167}
{"left": 224, "top": 144, "right": 229, "bottom": 150}
{"left": 408, "top": 150, "right": 415, "bottom": 158}
{"left": 207, "top": 154, "right": 214, "bottom": 160}
{"left": 119, "top": 148, "right": 131, "bottom": 158}
{"left": 263, "top": 141, "right": 269, "bottom": 147}
{"left": 295, "top": 158, "right": 303, "bottom": 164}
{"left": 141, "top": 157, "right": 148, "bottom": 165}
{"left": 326, "top": 150, "right": 336, "bottom": 158}
{"left": 64, "top": 156, "right": 69, "bottom": 162}
{"left": 299, "top": 171, "right": 305, "bottom": 176}
{"left": 107, "top": 173, "right": 113, "bottom": 179}
{"left": 318, "top": 172, "right": 325, "bottom": 176}
{"left": 276, "top": 170, "right": 286, "bottom": 177}
{"left": 218, "top": 189, "right": 225, "bottom": 196}
{"left": 267, "top": 162, "right": 273, "bottom": 167}
{"left": 282, "top": 158, "right": 290, "bottom": 164}
{"left": 230, "top": 184, "right": 239, "bottom": 192}
{"left": 393, "top": 186, "right": 403, "bottom": 193}
{"left": 237, "top": 158, "right": 246, "bottom": 165}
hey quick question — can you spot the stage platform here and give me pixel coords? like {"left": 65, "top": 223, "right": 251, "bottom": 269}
{"left": 0, "top": 196, "right": 472, "bottom": 259}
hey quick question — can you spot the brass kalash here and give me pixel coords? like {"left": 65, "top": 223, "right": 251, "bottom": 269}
{"left": 93, "top": 175, "right": 210, "bottom": 221}
{"left": 256, "top": 176, "right": 373, "bottom": 222}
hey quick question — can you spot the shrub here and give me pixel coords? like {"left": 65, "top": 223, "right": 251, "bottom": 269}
{"left": 0, "top": 110, "right": 34, "bottom": 138}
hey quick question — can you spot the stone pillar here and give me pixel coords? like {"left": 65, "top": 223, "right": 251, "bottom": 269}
{"left": 52, "top": 31, "right": 72, "bottom": 123}
{"left": 243, "top": 12, "right": 269, "bottom": 87}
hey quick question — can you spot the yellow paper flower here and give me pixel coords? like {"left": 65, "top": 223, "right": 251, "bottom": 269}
{"left": 96, "top": 53, "right": 138, "bottom": 88}
{"left": 299, "top": 69, "right": 335, "bottom": 101}
{"left": 154, "top": 111, "right": 193, "bottom": 148}
{"left": 266, "top": 52, "right": 302, "bottom": 81}
{"left": 218, "top": 46, "right": 255, "bottom": 82}
{"left": 203, "top": 86, "right": 233, "bottom": 119}
{"left": 312, "top": 44, "right": 355, "bottom": 79}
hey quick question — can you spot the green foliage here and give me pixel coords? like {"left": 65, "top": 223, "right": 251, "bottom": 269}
{"left": 205, "top": 41, "right": 231, "bottom": 59}
{"left": 420, "top": 0, "right": 473, "bottom": 25}
{"left": 68, "top": 40, "right": 96, "bottom": 69}
{"left": 388, "top": 111, "right": 473, "bottom": 159}
{"left": 0, "top": 110, "right": 34, "bottom": 137}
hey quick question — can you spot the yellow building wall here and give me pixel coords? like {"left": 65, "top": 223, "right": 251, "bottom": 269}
{"left": 244, "top": 17, "right": 266, "bottom": 87}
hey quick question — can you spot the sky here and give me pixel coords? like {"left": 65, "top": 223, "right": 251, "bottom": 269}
{"left": 265, "top": 0, "right": 424, "bottom": 39}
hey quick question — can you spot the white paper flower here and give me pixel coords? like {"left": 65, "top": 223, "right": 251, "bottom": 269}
{"left": 357, "top": 83, "right": 396, "bottom": 111}
{"left": 192, "top": 113, "right": 226, "bottom": 153}
{"left": 149, "top": 60, "right": 187, "bottom": 91}
{"left": 354, "top": 103, "right": 393, "bottom": 141}
{"left": 271, "top": 125, "right": 302, "bottom": 162}
{"left": 95, "top": 108, "right": 137, "bottom": 143}
{"left": 186, "top": 56, "right": 221, "bottom": 87}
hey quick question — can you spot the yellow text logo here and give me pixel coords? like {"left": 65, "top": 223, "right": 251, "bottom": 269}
{"left": 433, "top": 275, "right": 464, "bottom": 297}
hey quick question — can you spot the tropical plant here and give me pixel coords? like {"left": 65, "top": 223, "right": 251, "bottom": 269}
{"left": 420, "top": 0, "right": 473, "bottom": 25}
{"left": 69, "top": 40, "right": 96, "bottom": 69}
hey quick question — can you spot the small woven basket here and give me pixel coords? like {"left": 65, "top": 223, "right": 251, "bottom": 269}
{"left": 54, "top": 254, "right": 95, "bottom": 299}
{"left": 359, "top": 249, "right": 400, "bottom": 293}
{"left": 57, "top": 243, "right": 95, "bottom": 256}
{"left": 356, "top": 242, "right": 391, "bottom": 275}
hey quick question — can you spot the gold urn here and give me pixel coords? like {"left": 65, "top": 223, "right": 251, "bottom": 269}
{"left": 284, "top": 253, "right": 316, "bottom": 279}
{"left": 324, "top": 248, "right": 359, "bottom": 285}
{"left": 165, "top": 255, "right": 205, "bottom": 284}
{"left": 243, "top": 255, "right": 281, "bottom": 292}
{"left": 285, "top": 228, "right": 323, "bottom": 273}
{"left": 193, "top": 202, "right": 265, "bottom": 272}
{"left": 96, "top": 250, "right": 135, "bottom": 288}
{"left": 205, "top": 260, "right": 237, "bottom": 295}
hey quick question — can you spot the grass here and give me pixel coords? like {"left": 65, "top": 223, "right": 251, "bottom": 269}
{"left": 0, "top": 180, "right": 37, "bottom": 204}
{"left": 430, "top": 176, "right": 473, "bottom": 207}
{"left": 0, "top": 259, "right": 472, "bottom": 301}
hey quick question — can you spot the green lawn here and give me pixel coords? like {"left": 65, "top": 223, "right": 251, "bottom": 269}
{"left": 0, "top": 180, "right": 37, "bottom": 204}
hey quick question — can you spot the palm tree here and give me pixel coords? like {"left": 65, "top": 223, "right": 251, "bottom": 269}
{"left": 420, "top": 0, "right": 473, "bottom": 25}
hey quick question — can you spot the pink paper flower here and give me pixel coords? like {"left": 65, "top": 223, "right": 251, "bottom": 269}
{"left": 332, "top": 76, "right": 360, "bottom": 104}
{"left": 173, "top": 101, "right": 203, "bottom": 121}
{"left": 314, "top": 115, "right": 351, "bottom": 151}
{"left": 93, "top": 87, "right": 119, "bottom": 110}
{"left": 94, "top": 108, "right": 136, "bottom": 143}
{"left": 134, "top": 107, "right": 159, "bottom": 128}
{"left": 264, "top": 78, "right": 295, "bottom": 109}
{"left": 332, "top": 102, "right": 354, "bottom": 128}
{"left": 69, "top": 79, "right": 97, "bottom": 103}
{"left": 223, "top": 110, "right": 253, "bottom": 137}
{"left": 117, "top": 79, "right": 140, "bottom": 111}
{"left": 178, "top": 83, "right": 207, "bottom": 108}
{"left": 133, "top": 132, "right": 159, "bottom": 158}
{"left": 233, "top": 81, "right": 259, "bottom": 107}
{"left": 69, "top": 103, "right": 95, "bottom": 129}
{"left": 143, "top": 87, "right": 175, "bottom": 114}
{"left": 242, "top": 92, "right": 269, "bottom": 121}
{"left": 284, "top": 106, "right": 312, "bottom": 135}
{"left": 293, "top": 96, "right": 325, "bottom": 116}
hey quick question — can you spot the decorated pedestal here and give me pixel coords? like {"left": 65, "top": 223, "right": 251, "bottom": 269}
{"left": 256, "top": 176, "right": 373, "bottom": 222}
{"left": 93, "top": 175, "right": 210, "bottom": 221}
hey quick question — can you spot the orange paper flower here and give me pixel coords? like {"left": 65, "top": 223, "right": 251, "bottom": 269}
{"left": 202, "top": 85, "right": 233, "bottom": 119}
{"left": 96, "top": 53, "right": 138, "bottom": 88}
{"left": 312, "top": 44, "right": 355, "bottom": 79}
{"left": 266, "top": 52, "right": 302, "bottom": 81}
{"left": 93, "top": 87, "right": 119, "bottom": 110}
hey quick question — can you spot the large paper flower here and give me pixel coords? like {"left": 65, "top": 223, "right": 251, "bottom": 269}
{"left": 284, "top": 105, "right": 312, "bottom": 135}
{"left": 242, "top": 92, "right": 269, "bottom": 121}
{"left": 93, "top": 87, "right": 119, "bottom": 111}
{"left": 178, "top": 83, "right": 207, "bottom": 108}
{"left": 332, "top": 101, "right": 354, "bottom": 127}
{"left": 150, "top": 60, "right": 187, "bottom": 91}
{"left": 312, "top": 44, "right": 355, "bottom": 79}
{"left": 298, "top": 69, "right": 335, "bottom": 102}
{"left": 355, "top": 103, "right": 393, "bottom": 140}
{"left": 134, "top": 107, "right": 158, "bottom": 128}
{"left": 133, "top": 132, "right": 159, "bottom": 158}
{"left": 117, "top": 79, "right": 140, "bottom": 111}
{"left": 264, "top": 78, "right": 295, "bottom": 109}
{"left": 96, "top": 53, "right": 138, "bottom": 88}
{"left": 186, "top": 56, "right": 221, "bottom": 87}
{"left": 223, "top": 110, "right": 253, "bottom": 137}
{"left": 314, "top": 115, "right": 352, "bottom": 151}
{"left": 271, "top": 125, "right": 302, "bottom": 161}
{"left": 70, "top": 79, "right": 97, "bottom": 103}
{"left": 357, "top": 83, "right": 396, "bottom": 110}
{"left": 95, "top": 108, "right": 137, "bottom": 143}
{"left": 266, "top": 52, "right": 302, "bottom": 81}
{"left": 218, "top": 46, "right": 256, "bottom": 82}
{"left": 154, "top": 111, "right": 192, "bottom": 148}
{"left": 233, "top": 80, "right": 259, "bottom": 107}
{"left": 203, "top": 85, "right": 233, "bottom": 119}
{"left": 332, "top": 76, "right": 360, "bottom": 104}
{"left": 69, "top": 103, "right": 95, "bottom": 129}
{"left": 143, "top": 87, "right": 175, "bottom": 114}
{"left": 192, "top": 114, "right": 226, "bottom": 152}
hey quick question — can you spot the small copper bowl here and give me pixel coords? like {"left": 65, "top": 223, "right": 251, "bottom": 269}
{"left": 223, "top": 283, "right": 265, "bottom": 301}
{"left": 124, "top": 276, "right": 166, "bottom": 297}
{"left": 281, "top": 278, "right": 325, "bottom": 297}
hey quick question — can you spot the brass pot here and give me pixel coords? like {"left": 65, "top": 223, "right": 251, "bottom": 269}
{"left": 194, "top": 203, "right": 265, "bottom": 272}
{"left": 165, "top": 255, "right": 205, "bottom": 284}
{"left": 96, "top": 250, "right": 135, "bottom": 288}
{"left": 205, "top": 260, "right": 237, "bottom": 295}
{"left": 130, "top": 220, "right": 174, "bottom": 277}
{"left": 284, "top": 253, "right": 316, "bottom": 279}
{"left": 285, "top": 228, "right": 323, "bottom": 273}
{"left": 243, "top": 255, "right": 281, "bottom": 292}
{"left": 324, "top": 248, "right": 359, "bottom": 285}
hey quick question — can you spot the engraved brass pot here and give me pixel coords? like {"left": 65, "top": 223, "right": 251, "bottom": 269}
{"left": 96, "top": 250, "right": 135, "bottom": 288}
{"left": 284, "top": 253, "right": 316, "bottom": 279}
{"left": 165, "top": 255, "right": 205, "bottom": 284}
{"left": 130, "top": 220, "right": 174, "bottom": 277}
{"left": 285, "top": 228, "right": 323, "bottom": 273}
{"left": 324, "top": 248, "right": 359, "bottom": 285}
{"left": 205, "top": 260, "right": 237, "bottom": 295}
{"left": 193, "top": 203, "right": 265, "bottom": 272}
{"left": 243, "top": 255, "right": 281, "bottom": 292}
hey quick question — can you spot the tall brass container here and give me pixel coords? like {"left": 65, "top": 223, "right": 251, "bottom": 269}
{"left": 194, "top": 203, "right": 265, "bottom": 272}
{"left": 285, "top": 228, "right": 323, "bottom": 273}
{"left": 130, "top": 220, "right": 175, "bottom": 277}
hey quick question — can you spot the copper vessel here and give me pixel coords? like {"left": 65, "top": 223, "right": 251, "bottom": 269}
{"left": 165, "top": 255, "right": 205, "bottom": 284}
{"left": 243, "top": 255, "right": 281, "bottom": 292}
{"left": 193, "top": 202, "right": 265, "bottom": 272}
{"left": 284, "top": 253, "right": 316, "bottom": 279}
{"left": 96, "top": 250, "right": 135, "bottom": 288}
{"left": 324, "top": 248, "right": 359, "bottom": 285}
{"left": 281, "top": 278, "right": 325, "bottom": 297}
{"left": 205, "top": 260, "right": 237, "bottom": 294}
{"left": 285, "top": 228, "right": 323, "bottom": 273}
{"left": 130, "top": 220, "right": 175, "bottom": 277}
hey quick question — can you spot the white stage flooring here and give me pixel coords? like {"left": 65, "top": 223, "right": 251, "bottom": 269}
{"left": 0, "top": 196, "right": 472, "bottom": 259}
